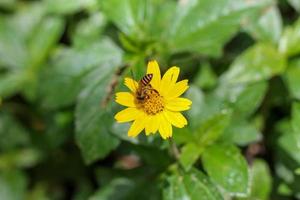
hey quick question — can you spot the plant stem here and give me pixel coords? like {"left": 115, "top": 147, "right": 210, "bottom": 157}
{"left": 169, "top": 137, "right": 180, "bottom": 160}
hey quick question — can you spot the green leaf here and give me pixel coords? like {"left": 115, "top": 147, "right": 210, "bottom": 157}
{"left": 250, "top": 160, "right": 272, "bottom": 200}
{"left": 0, "top": 6, "right": 63, "bottom": 100}
{"left": 275, "top": 162, "right": 295, "bottom": 184}
{"left": 239, "top": 159, "right": 272, "bottom": 200}
{"left": 291, "top": 102, "right": 300, "bottom": 133}
{"left": 23, "top": 17, "right": 65, "bottom": 100}
{"left": 231, "top": 81, "right": 267, "bottom": 117}
{"left": 0, "top": 148, "right": 42, "bottom": 169}
{"left": 202, "top": 143, "right": 250, "bottom": 197}
{"left": 221, "top": 43, "right": 286, "bottom": 84}
{"left": 177, "top": 111, "right": 231, "bottom": 169}
{"left": 72, "top": 12, "right": 107, "bottom": 48}
{"left": 295, "top": 168, "right": 300, "bottom": 175}
{"left": 0, "top": 72, "right": 27, "bottom": 98}
{"left": 101, "top": 0, "right": 177, "bottom": 49}
{"left": 167, "top": 0, "right": 270, "bottom": 56}
{"left": 27, "top": 16, "right": 64, "bottom": 70}
{"left": 10, "top": 3, "right": 46, "bottom": 40}
{"left": 0, "top": 18, "right": 27, "bottom": 69}
{"left": 0, "top": 170, "right": 27, "bottom": 200}
{"left": 0, "top": 0, "right": 16, "bottom": 9}
{"left": 179, "top": 143, "right": 203, "bottom": 171}
{"left": 284, "top": 58, "right": 300, "bottom": 100}
{"left": 194, "top": 111, "right": 231, "bottom": 146}
{"left": 216, "top": 81, "right": 268, "bottom": 117}
{"left": 90, "top": 178, "right": 135, "bottom": 200}
{"left": 45, "top": 0, "right": 97, "bottom": 14}
{"left": 39, "top": 38, "right": 121, "bottom": 109}
{"left": 0, "top": 3, "right": 46, "bottom": 69}
{"left": 194, "top": 62, "right": 217, "bottom": 90}
{"left": 26, "top": 183, "right": 49, "bottom": 200}
{"left": 186, "top": 85, "right": 228, "bottom": 130}
{"left": 101, "top": 0, "right": 147, "bottom": 37}
{"left": 185, "top": 85, "right": 205, "bottom": 128}
{"left": 287, "top": 0, "right": 300, "bottom": 13}
{"left": 75, "top": 41, "right": 123, "bottom": 164}
{"left": 243, "top": 5, "right": 282, "bottom": 44}
{"left": 278, "top": 102, "right": 300, "bottom": 165}
{"left": 0, "top": 111, "right": 30, "bottom": 151}
{"left": 222, "top": 118, "right": 262, "bottom": 146}
{"left": 277, "top": 182, "right": 293, "bottom": 196}
{"left": 163, "top": 168, "right": 223, "bottom": 200}
{"left": 279, "top": 18, "right": 300, "bottom": 57}
{"left": 91, "top": 176, "right": 161, "bottom": 200}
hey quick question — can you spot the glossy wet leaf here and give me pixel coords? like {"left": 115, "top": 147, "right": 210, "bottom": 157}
{"left": 194, "top": 111, "right": 231, "bottom": 146}
{"left": 100, "top": 0, "right": 148, "bottom": 37}
{"left": 222, "top": 118, "right": 262, "bottom": 146}
{"left": 167, "top": 0, "right": 271, "bottom": 56}
{"left": 232, "top": 81, "right": 267, "bottom": 116}
{"left": 243, "top": 5, "right": 282, "bottom": 44}
{"left": 0, "top": 0, "right": 300, "bottom": 199}
{"left": 179, "top": 143, "right": 203, "bottom": 171}
{"left": 75, "top": 40, "right": 123, "bottom": 164}
{"left": 239, "top": 159, "right": 272, "bottom": 200}
{"left": 222, "top": 43, "right": 286, "bottom": 84}
{"left": 202, "top": 143, "right": 249, "bottom": 197}
{"left": 163, "top": 168, "right": 223, "bottom": 200}
{"left": 216, "top": 81, "right": 268, "bottom": 117}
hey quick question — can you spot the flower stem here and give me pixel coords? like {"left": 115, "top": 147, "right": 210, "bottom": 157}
{"left": 169, "top": 138, "right": 180, "bottom": 160}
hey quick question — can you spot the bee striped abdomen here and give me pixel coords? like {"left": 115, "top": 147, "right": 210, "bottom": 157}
{"left": 140, "top": 74, "right": 153, "bottom": 86}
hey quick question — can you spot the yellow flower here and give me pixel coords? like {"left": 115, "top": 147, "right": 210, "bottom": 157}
{"left": 114, "top": 60, "right": 192, "bottom": 139}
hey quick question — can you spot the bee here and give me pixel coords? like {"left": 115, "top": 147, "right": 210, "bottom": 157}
{"left": 136, "top": 73, "right": 157, "bottom": 101}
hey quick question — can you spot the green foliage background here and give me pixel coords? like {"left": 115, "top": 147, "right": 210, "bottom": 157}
{"left": 0, "top": 0, "right": 300, "bottom": 199}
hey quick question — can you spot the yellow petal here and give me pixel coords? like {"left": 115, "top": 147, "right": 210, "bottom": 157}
{"left": 166, "top": 97, "right": 192, "bottom": 111}
{"left": 145, "top": 114, "right": 159, "bottom": 135}
{"left": 115, "top": 92, "right": 136, "bottom": 107}
{"left": 146, "top": 60, "right": 161, "bottom": 91}
{"left": 114, "top": 108, "right": 143, "bottom": 123}
{"left": 124, "top": 77, "right": 138, "bottom": 93}
{"left": 158, "top": 113, "right": 172, "bottom": 139}
{"left": 160, "top": 67, "right": 180, "bottom": 96}
{"left": 166, "top": 79, "right": 189, "bottom": 100}
{"left": 164, "top": 110, "right": 187, "bottom": 128}
{"left": 128, "top": 113, "right": 146, "bottom": 137}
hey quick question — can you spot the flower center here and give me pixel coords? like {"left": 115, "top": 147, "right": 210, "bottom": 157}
{"left": 136, "top": 89, "right": 164, "bottom": 115}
